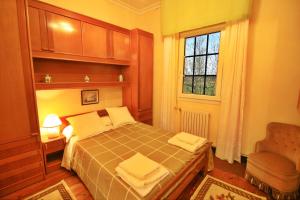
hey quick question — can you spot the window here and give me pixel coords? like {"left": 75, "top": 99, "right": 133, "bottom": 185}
{"left": 183, "top": 32, "right": 220, "bottom": 96}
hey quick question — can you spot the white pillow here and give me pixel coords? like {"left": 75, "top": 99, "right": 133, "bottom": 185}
{"left": 99, "top": 116, "right": 113, "bottom": 127}
{"left": 62, "top": 125, "right": 73, "bottom": 143}
{"left": 66, "top": 111, "right": 109, "bottom": 140}
{"left": 106, "top": 107, "right": 136, "bottom": 128}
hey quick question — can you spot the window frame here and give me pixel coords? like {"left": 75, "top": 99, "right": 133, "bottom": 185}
{"left": 178, "top": 24, "right": 225, "bottom": 101}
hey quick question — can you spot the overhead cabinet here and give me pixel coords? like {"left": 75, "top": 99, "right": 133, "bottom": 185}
{"left": 27, "top": 1, "right": 130, "bottom": 65}
{"left": 82, "top": 22, "right": 108, "bottom": 58}
{"left": 28, "top": 6, "right": 48, "bottom": 51}
{"left": 28, "top": 7, "right": 82, "bottom": 55}
{"left": 112, "top": 31, "right": 130, "bottom": 61}
{"left": 46, "top": 12, "right": 82, "bottom": 55}
{"left": 26, "top": 1, "right": 153, "bottom": 124}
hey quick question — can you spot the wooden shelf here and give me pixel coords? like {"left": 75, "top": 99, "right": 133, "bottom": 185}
{"left": 35, "top": 81, "right": 128, "bottom": 90}
{"left": 32, "top": 51, "right": 130, "bottom": 66}
{"left": 46, "top": 152, "right": 63, "bottom": 164}
{"left": 46, "top": 151, "right": 63, "bottom": 174}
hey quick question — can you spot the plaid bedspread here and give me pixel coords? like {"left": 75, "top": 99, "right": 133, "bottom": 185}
{"left": 71, "top": 122, "right": 211, "bottom": 200}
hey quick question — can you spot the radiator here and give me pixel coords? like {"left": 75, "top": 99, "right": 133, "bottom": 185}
{"left": 179, "top": 110, "right": 210, "bottom": 138}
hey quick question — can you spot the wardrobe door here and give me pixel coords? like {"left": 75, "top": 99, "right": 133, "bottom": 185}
{"left": 0, "top": 0, "right": 40, "bottom": 143}
{"left": 0, "top": 0, "right": 44, "bottom": 196}
{"left": 138, "top": 34, "right": 153, "bottom": 113}
{"left": 124, "top": 29, "right": 153, "bottom": 125}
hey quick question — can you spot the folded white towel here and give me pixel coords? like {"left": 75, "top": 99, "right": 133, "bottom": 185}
{"left": 118, "top": 153, "right": 159, "bottom": 180}
{"left": 116, "top": 163, "right": 169, "bottom": 197}
{"left": 116, "top": 165, "right": 169, "bottom": 188}
{"left": 176, "top": 132, "right": 200, "bottom": 145}
{"left": 168, "top": 133, "right": 207, "bottom": 153}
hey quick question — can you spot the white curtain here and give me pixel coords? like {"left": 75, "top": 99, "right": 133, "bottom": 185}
{"left": 216, "top": 20, "right": 249, "bottom": 163}
{"left": 160, "top": 35, "right": 179, "bottom": 131}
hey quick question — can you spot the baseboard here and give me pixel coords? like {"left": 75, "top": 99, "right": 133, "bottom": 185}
{"left": 211, "top": 146, "right": 248, "bottom": 165}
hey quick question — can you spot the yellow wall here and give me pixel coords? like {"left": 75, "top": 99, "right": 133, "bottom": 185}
{"left": 36, "top": 0, "right": 300, "bottom": 156}
{"left": 242, "top": 0, "right": 300, "bottom": 154}
{"left": 177, "top": 0, "right": 300, "bottom": 153}
{"left": 36, "top": 88, "right": 122, "bottom": 125}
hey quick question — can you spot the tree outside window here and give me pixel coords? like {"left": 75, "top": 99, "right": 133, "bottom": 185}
{"left": 183, "top": 32, "right": 220, "bottom": 96}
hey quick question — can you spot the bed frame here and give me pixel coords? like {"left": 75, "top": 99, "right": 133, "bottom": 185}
{"left": 154, "top": 144, "right": 211, "bottom": 199}
{"left": 60, "top": 109, "right": 108, "bottom": 128}
{"left": 60, "top": 109, "right": 212, "bottom": 199}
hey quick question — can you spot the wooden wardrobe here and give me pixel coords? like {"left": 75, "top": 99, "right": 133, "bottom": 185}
{"left": 0, "top": 1, "right": 154, "bottom": 196}
{"left": 123, "top": 29, "right": 154, "bottom": 124}
{"left": 0, "top": 0, "right": 44, "bottom": 196}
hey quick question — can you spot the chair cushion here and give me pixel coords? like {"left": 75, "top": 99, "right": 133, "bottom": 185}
{"left": 248, "top": 152, "right": 297, "bottom": 176}
{"left": 247, "top": 152, "right": 300, "bottom": 192}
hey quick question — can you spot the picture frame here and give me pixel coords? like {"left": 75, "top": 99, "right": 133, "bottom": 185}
{"left": 81, "top": 89, "right": 99, "bottom": 105}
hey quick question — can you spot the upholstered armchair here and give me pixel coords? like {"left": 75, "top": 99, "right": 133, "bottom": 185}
{"left": 245, "top": 122, "right": 300, "bottom": 200}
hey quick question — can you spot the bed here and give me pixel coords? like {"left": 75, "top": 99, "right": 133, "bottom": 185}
{"left": 61, "top": 111, "right": 213, "bottom": 200}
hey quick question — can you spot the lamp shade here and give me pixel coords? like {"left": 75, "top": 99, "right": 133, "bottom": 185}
{"left": 43, "top": 114, "right": 62, "bottom": 128}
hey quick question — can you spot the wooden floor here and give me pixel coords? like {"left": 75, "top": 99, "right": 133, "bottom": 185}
{"left": 3, "top": 156, "right": 269, "bottom": 200}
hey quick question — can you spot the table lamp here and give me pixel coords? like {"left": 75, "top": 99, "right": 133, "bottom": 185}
{"left": 43, "top": 114, "right": 62, "bottom": 139}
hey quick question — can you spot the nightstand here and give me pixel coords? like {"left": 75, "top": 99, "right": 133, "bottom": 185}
{"left": 42, "top": 135, "right": 66, "bottom": 174}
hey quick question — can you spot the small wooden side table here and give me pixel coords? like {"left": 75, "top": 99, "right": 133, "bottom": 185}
{"left": 42, "top": 135, "right": 66, "bottom": 174}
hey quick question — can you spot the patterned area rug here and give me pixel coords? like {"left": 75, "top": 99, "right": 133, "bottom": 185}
{"left": 24, "top": 180, "right": 75, "bottom": 200}
{"left": 191, "top": 175, "right": 266, "bottom": 200}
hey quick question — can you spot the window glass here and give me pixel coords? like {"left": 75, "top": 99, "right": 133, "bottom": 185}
{"left": 185, "top": 37, "right": 195, "bottom": 56}
{"left": 196, "top": 35, "right": 207, "bottom": 55}
{"left": 182, "top": 31, "right": 221, "bottom": 96}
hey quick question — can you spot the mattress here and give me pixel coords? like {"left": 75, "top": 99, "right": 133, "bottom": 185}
{"left": 64, "top": 122, "right": 211, "bottom": 200}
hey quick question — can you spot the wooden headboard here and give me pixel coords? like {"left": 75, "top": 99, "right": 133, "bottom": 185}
{"left": 60, "top": 109, "right": 109, "bottom": 129}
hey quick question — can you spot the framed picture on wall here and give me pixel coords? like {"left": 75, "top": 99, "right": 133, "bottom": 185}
{"left": 81, "top": 89, "right": 99, "bottom": 105}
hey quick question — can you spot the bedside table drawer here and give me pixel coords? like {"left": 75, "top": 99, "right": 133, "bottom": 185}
{"left": 44, "top": 139, "right": 65, "bottom": 154}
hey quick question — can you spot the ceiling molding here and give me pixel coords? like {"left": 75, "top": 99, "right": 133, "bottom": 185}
{"left": 139, "top": 1, "right": 160, "bottom": 14}
{"left": 109, "top": 0, "right": 160, "bottom": 15}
